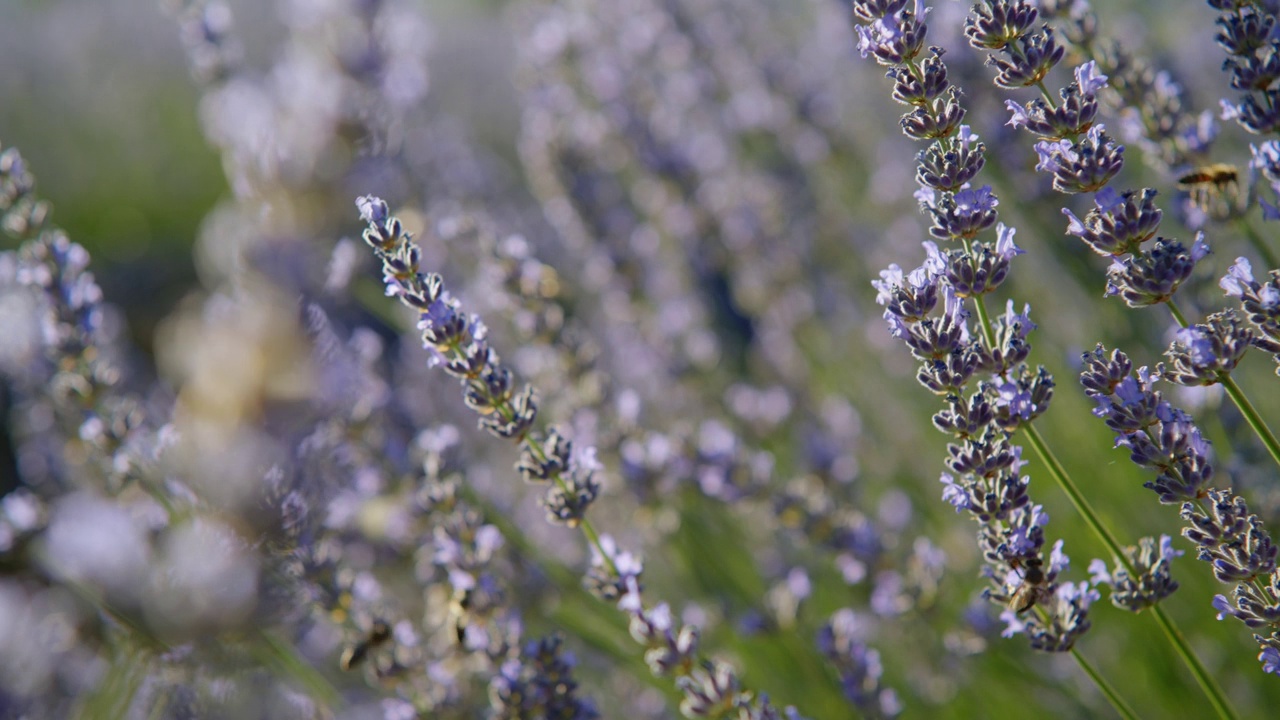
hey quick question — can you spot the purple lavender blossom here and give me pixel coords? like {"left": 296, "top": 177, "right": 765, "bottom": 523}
{"left": 356, "top": 195, "right": 808, "bottom": 718}
{"left": 850, "top": 0, "right": 1089, "bottom": 657}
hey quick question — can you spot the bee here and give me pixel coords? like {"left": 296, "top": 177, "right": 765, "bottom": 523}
{"left": 1007, "top": 556, "right": 1048, "bottom": 614}
{"left": 339, "top": 619, "right": 392, "bottom": 671}
{"left": 449, "top": 585, "right": 479, "bottom": 646}
{"left": 1176, "top": 163, "right": 1242, "bottom": 218}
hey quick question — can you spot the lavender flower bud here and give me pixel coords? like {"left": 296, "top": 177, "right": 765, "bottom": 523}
{"left": 901, "top": 87, "right": 967, "bottom": 141}
{"left": 888, "top": 48, "right": 951, "bottom": 106}
{"left": 975, "top": 299, "right": 1035, "bottom": 375}
{"left": 1223, "top": 93, "right": 1280, "bottom": 135}
{"left": 1182, "top": 490, "right": 1279, "bottom": 584}
{"left": 923, "top": 185, "right": 999, "bottom": 242}
{"left": 1160, "top": 309, "right": 1254, "bottom": 386}
{"left": 818, "top": 609, "right": 901, "bottom": 719}
{"left": 1078, "top": 344, "right": 1133, "bottom": 397}
{"left": 873, "top": 258, "right": 942, "bottom": 322}
{"left": 1002, "top": 578, "right": 1097, "bottom": 652}
{"left": 626, "top": 603, "right": 699, "bottom": 677}
{"left": 963, "top": 0, "right": 1039, "bottom": 50}
{"left": 677, "top": 660, "right": 743, "bottom": 717}
{"left": 1032, "top": 125, "right": 1124, "bottom": 194}
{"left": 855, "top": 5, "right": 929, "bottom": 66}
{"left": 990, "top": 365, "right": 1054, "bottom": 431}
{"left": 489, "top": 635, "right": 599, "bottom": 720}
{"left": 1260, "top": 641, "right": 1280, "bottom": 675}
{"left": 477, "top": 385, "right": 539, "bottom": 440}
{"left": 984, "top": 25, "right": 1065, "bottom": 89}
{"left": 944, "top": 426, "right": 1017, "bottom": 478}
{"left": 1080, "top": 346, "right": 1218, "bottom": 503}
{"left": 1220, "top": 257, "right": 1280, "bottom": 361}
{"left": 1062, "top": 187, "right": 1162, "bottom": 258}
{"left": 915, "top": 349, "right": 980, "bottom": 395}
{"left": 1004, "top": 80, "right": 1099, "bottom": 138}
{"left": 0, "top": 147, "right": 49, "bottom": 238}
{"left": 933, "top": 392, "right": 996, "bottom": 438}
{"left": 849, "top": 0, "right": 910, "bottom": 25}
{"left": 517, "top": 428, "right": 572, "bottom": 483}
{"left": 915, "top": 125, "right": 986, "bottom": 192}
{"left": 940, "top": 225, "right": 1019, "bottom": 297}
{"left": 584, "top": 534, "right": 643, "bottom": 603}
{"left": 1104, "top": 236, "right": 1208, "bottom": 307}
{"left": 1214, "top": 7, "right": 1275, "bottom": 58}
{"left": 1089, "top": 535, "right": 1182, "bottom": 611}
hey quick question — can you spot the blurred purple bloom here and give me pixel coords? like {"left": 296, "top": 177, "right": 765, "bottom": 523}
{"left": 1174, "top": 327, "right": 1216, "bottom": 366}
{"left": 994, "top": 223, "right": 1023, "bottom": 259}
{"left": 1005, "top": 100, "right": 1030, "bottom": 129}
{"left": 1074, "top": 61, "right": 1108, "bottom": 96}
{"left": 1261, "top": 647, "right": 1280, "bottom": 675}
{"left": 940, "top": 473, "right": 969, "bottom": 512}
{"left": 1220, "top": 257, "right": 1254, "bottom": 298}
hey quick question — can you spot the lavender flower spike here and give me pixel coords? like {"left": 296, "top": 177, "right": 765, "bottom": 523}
{"left": 355, "top": 195, "right": 808, "bottom": 719}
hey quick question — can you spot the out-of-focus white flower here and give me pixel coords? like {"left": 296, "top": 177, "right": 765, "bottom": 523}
{"left": 145, "top": 518, "right": 258, "bottom": 637}
{"left": 41, "top": 493, "right": 151, "bottom": 604}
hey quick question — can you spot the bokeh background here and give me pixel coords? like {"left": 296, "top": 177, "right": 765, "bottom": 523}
{"left": 3, "top": 0, "right": 1280, "bottom": 718}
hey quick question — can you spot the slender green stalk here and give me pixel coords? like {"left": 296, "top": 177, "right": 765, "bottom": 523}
{"left": 1070, "top": 647, "right": 1142, "bottom": 720}
{"left": 966, "top": 245, "right": 998, "bottom": 350}
{"left": 459, "top": 353, "right": 620, "bottom": 578}
{"left": 969, "top": 296, "right": 1133, "bottom": 572}
{"left": 1023, "top": 426, "right": 1238, "bottom": 720}
{"left": 251, "top": 631, "right": 341, "bottom": 709}
{"left": 1148, "top": 605, "right": 1236, "bottom": 720}
{"left": 1219, "top": 373, "right": 1280, "bottom": 470}
{"left": 968, "top": 291, "right": 1152, "bottom": 716}
{"left": 76, "top": 644, "right": 148, "bottom": 720}
{"left": 969, "top": 294, "right": 1239, "bottom": 720}
{"left": 1021, "top": 426, "right": 1127, "bottom": 564}
{"left": 1167, "top": 300, "right": 1191, "bottom": 328}
{"left": 1236, "top": 217, "right": 1279, "bottom": 271}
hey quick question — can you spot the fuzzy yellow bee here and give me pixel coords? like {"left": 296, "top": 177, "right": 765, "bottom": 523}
{"left": 1177, "top": 163, "right": 1242, "bottom": 218}
{"left": 1007, "top": 557, "right": 1048, "bottom": 614}
{"left": 340, "top": 619, "right": 392, "bottom": 671}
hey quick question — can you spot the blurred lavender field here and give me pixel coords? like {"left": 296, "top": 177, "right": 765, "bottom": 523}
{"left": 4, "top": 0, "right": 1280, "bottom": 718}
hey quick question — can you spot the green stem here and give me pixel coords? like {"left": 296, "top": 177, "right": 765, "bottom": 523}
{"left": 966, "top": 245, "right": 998, "bottom": 351}
{"left": 1013, "top": 552, "right": 1140, "bottom": 717}
{"left": 1023, "top": 426, "right": 1235, "bottom": 719}
{"left": 1034, "top": 80, "right": 1059, "bottom": 110}
{"left": 1148, "top": 604, "right": 1237, "bottom": 720}
{"left": 1219, "top": 373, "right": 1280, "bottom": 471}
{"left": 971, "top": 292, "right": 1131, "bottom": 576}
{"left": 77, "top": 644, "right": 148, "bottom": 720}
{"left": 1167, "top": 299, "right": 1190, "bottom": 329}
{"left": 971, "top": 294, "right": 996, "bottom": 348}
{"left": 487, "top": 394, "right": 621, "bottom": 578}
{"left": 1022, "top": 425, "right": 1130, "bottom": 568}
{"left": 994, "top": 335, "right": 1238, "bottom": 720}
{"left": 434, "top": 328, "right": 629, "bottom": 586}
{"left": 251, "top": 631, "right": 341, "bottom": 709}
{"left": 1070, "top": 647, "right": 1142, "bottom": 720}
{"left": 1235, "top": 218, "right": 1279, "bottom": 270}
{"left": 974, "top": 274, "right": 1150, "bottom": 719}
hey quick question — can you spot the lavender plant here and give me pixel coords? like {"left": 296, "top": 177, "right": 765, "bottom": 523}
{"left": 963, "top": 0, "right": 1280, "bottom": 535}
{"left": 847, "top": 0, "right": 1121, "bottom": 685}
{"left": 6, "top": 0, "right": 1280, "bottom": 717}
{"left": 1079, "top": 345, "right": 1280, "bottom": 677}
{"left": 354, "top": 194, "right": 816, "bottom": 719}
{"left": 960, "top": 0, "right": 1280, "bottom": 708}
